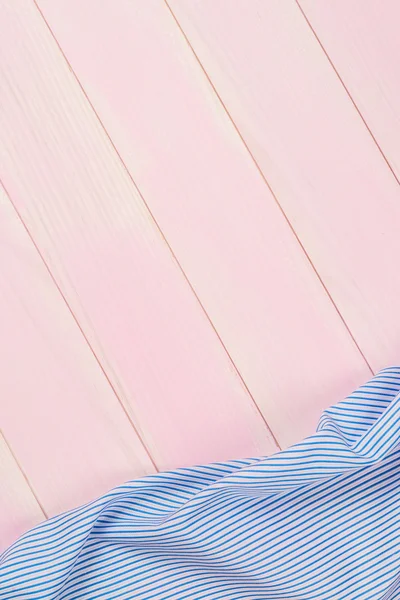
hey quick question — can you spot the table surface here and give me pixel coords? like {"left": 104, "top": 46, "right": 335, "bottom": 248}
{"left": 1, "top": 0, "right": 400, "bottom": 552}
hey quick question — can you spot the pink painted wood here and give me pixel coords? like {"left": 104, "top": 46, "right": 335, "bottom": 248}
{"left": 299, "top": 0, "right": 400, "bottom": 179}
{"left": 0, "top": 433, "right": 45, "bottom": 552}
{"left": 0, "top": 184, "right": 154, "bottom": 523}
{"left": 35, "top": 0, "right": 370, "bottom": 449}
{"left": 167, "top": 0, "right": 400, "bottom": 371}
{"left": 0, "top": 0, "right": 277, "bottom": 489}
{"left": 2, "top": 0, "right": 397, "bottom": 553}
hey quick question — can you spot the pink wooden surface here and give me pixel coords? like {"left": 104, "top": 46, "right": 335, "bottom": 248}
{"left": 0, "top": 183, "right": 154, "bottom": 522}
{"left": 34, "top": 0, "right": 370, "bottom": 449}
{"left": 299, "top": 0, "right": 400, "bottom": 179}
{"left": 168, "top": 0, "right": 400, "bottom": 371}
{"left": 0, "top": 0, "right": 277, "bottom": 484}
{"left": 0, "top": 0, "right": 399, "bottom": 552}
{"left": 0, "top": 433, "right": 44, "bottom": 552}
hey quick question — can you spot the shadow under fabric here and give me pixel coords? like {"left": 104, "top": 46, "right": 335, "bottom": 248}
{"left": 1, "top": 368, "right": 400, "bottom": 600}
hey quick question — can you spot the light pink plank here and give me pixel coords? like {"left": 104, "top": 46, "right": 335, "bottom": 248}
{"left": 34, "top": 0, "right": 371, "bottom": 447}
{"left": 299, "top": 0, "right": 400, "bottom": 178}
{"left": 166, "top": 0, "right": 400, "bottom": 371}
{"left": 0, "top": 433, "right": 45, "bottom": 553}
{"left": 0, "top": 0, "right": 277, "bottom": 470}
{"left": 0, "top": 184, "right": 154, "bottom": 517}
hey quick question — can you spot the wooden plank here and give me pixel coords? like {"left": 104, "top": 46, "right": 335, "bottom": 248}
{"left": 165, "top": 0, "right": 400, "bottom": 371}
{"left": 33, "top": 0, "right": 371, "bottom": 448}
{"left": 299, "top": 0, "right": 400, "bottom": 179}
{"left": 0, "top": 0, "right": 278, "bottom": 470}
{"left": 0, "top": 433, "right": 45, "bottom": 553}
{"left": 0, "top": 183, "right": 154, "bottom": 517}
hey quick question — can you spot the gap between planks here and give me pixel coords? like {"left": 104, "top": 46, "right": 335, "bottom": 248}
{"left": 29, "top": 0, "right": 282, "bottom": 450}
{"left": 163, "top": 0, "right": 373, "bottom": 376}
{"left": 295, "top": 0, "right": 400, "bottom": 188}
{"left": 0, "top": 430, "right": 47, "bottom": 519}
{"left": 0, "top": 178, "right": 157, "bottom": 474}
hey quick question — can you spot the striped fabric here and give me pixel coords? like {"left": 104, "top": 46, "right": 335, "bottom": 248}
{"left": 2, "top": 368, "right": 400, "bottom": 599}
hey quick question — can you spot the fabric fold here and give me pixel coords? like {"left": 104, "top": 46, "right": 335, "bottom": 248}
{"left": 1, "top": 368, "right": 400, "bottom": 599}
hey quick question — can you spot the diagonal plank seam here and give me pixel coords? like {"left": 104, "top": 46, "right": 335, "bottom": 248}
{"left": 295, "top": 0, "right": 400, "bottom": 188}
{"left": 0, "top": 429, "right": 48, "bottom": 519}
{"left": 163, "top": 0, "right": 374, "bottom": 376}
{"left": 0, "top": 179, "right": 158, "bottom": 473}
{"left": 27, "top": 0, "right": 281, "bottom": 450}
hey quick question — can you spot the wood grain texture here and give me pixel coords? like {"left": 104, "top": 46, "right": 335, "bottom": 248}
{"left": 299, "top": 0, "right": 400, "bottom": 179}
{"left": 0, "top": 183, "right": 154, "bottom": 517}
{"left": 0, "top": 432, "right": 45, "bottom": 553}
{"left": 35, "top": 0, "right": 370, "bottom": 448}
{"left": 167, "top": 0, "right": 400, "bottom": 372}
{"left": 0, "top": 0, "right": 277, "bottom": 471}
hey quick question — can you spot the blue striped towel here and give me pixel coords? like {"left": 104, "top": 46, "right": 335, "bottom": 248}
{"left": 1, "top": 367, "right": 400, "bottom": 599}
